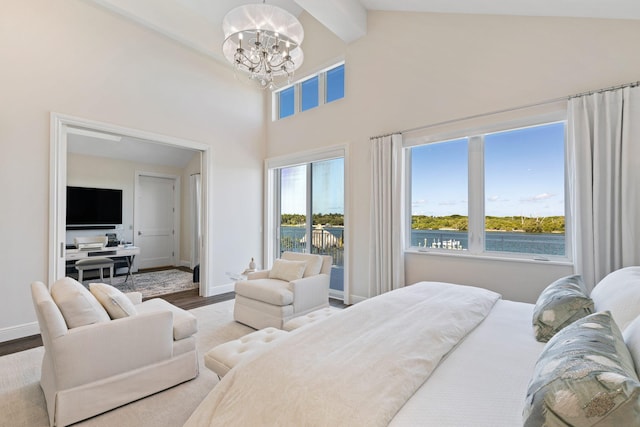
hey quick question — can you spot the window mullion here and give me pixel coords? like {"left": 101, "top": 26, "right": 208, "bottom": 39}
{"left": 306, "top": 164, "right": 313, "bottom": 254}
{"left": 467, "top": 135, "right": 485, "bottom": 253}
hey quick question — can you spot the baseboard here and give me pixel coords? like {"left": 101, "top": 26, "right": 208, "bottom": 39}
{"left": 207, "top": 283, "right": 234, "bottom": 296}
{"left": 179, "top": 260, "right": 191, "bottom": 268}
{"left": 0, "top": 321, "right": 40, "bottom": 343}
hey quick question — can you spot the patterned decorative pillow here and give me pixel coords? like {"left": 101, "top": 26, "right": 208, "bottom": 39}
{"left": 532, "top": 275, "right": 594, "bottom": 342}
{"left": 523, "top": 311, "right": 640, "bottom": 427}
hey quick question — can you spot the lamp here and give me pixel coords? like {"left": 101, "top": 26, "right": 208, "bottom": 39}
{"left": 222, "top": 1, "right": 304, "bottom": 89}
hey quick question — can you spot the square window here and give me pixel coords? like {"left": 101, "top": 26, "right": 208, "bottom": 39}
{"left": 326, "top": 64, "right": 345, "bottom": 103}
{"left": 301, "top": 76, "right": 319, "bottom": 112}
{"left": 279, "top": 87, "right": 295, "bottom": 119}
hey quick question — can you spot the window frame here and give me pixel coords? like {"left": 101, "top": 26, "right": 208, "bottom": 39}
{"left": 272, "top": 61, "right": 345, "bottom": 121}
{"left": 265, "top": 145, "right": 351, "bottom": 300}
{"left": 404, "top": 110, "right": 572, "bottom": 263}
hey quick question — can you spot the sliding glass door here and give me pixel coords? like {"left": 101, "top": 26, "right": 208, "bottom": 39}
{"left": 275, "top": 157, "right": 345, "bottom": 297}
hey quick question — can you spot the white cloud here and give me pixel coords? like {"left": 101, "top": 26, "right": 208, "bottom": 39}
{"left": 522, "top": 192, "right": 555, "bottom": 202}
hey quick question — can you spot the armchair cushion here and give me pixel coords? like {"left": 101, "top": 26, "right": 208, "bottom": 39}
{"left": 50, "top": 277, "right": 110, "bottom": 328}
{"left": 235, "top": 279, "right": 294, "bottom": 306}
{"left": 136, "top": 298, "right": 198, "bottom": 340}
{"left": 281, "top": 252, "right": 323, "bottom": 277}
{"left": 89, "top": 283, "right": 138, "bottom": 319}
{"left": 269, "top": 259, "right": 306, "bottom": 282}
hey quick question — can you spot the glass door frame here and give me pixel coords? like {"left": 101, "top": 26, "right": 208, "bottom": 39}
{"left": 264, "top": 145, "right": 349, "bottom": 303}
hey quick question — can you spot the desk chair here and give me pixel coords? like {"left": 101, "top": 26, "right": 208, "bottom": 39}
{"left": 75, "top": 257, "right": 115, "bottom": 284}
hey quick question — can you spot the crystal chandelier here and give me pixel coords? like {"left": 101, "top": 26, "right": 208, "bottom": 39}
{"left": 222, "top": 1, "right": 304, "bottom": 89}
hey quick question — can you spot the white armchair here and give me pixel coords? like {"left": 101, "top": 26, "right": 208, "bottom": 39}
{"left": 234, "top": 252, "right": 332, "bottom": 329}
{"left": 31, "top": 278, "right": 199, "bottom": 427}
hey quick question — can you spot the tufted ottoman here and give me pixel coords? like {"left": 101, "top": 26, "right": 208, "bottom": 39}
{"left": 204, "top": 327, "right": 288, "bottom": 378}
{"left": 282, "top": 306, "right": 340, "bottom": 331}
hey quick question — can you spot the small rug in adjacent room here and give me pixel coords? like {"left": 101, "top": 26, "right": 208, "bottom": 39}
{"left": 83, "top": 269, "right": 197, "bottom": 298}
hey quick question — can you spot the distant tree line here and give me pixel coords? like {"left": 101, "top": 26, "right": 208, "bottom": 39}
{"left": 281, "top": 213, "right": 344, "bottom": 226}
{"left": 412, "top": 215, "right": 564, "bottom": 233}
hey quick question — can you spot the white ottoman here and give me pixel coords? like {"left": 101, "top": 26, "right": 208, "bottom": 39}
{"left": 283, "top": 306, "right": 340, "bottom": 331}
{"left": 204, "top": 327, "right": 288, "bottom": 378}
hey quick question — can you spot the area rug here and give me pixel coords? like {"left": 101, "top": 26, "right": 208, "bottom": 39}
{"left": 0, "top": 299, "right": 253, "bottom": 427}
{"left": 81, "top": 269, "right": 197, "bottom": 298}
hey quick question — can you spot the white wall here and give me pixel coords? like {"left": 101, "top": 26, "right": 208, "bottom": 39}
{"left": 267, "top": 11, "right": 640, "bottom": 303}
{"left": 0, "top": 0, "right": 264, "bottom": 341}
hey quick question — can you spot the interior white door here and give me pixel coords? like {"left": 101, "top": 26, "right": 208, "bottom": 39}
{"left": 136, "top": 175, "right": 176, "bottom": 269}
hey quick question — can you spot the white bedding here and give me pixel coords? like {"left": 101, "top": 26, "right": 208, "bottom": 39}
{"left": 389, "top": 298, "right": 545, "bottom": 426}
{"left": 185, "top": 282, "right": 500, "bottom": 427}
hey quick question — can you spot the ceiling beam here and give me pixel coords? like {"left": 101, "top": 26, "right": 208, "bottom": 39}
{"left": 295, "top": 0, "right": 367, "bottom": 43}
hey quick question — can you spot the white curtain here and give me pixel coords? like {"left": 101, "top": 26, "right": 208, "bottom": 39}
{"left": 190, "top": 173, "right": 202, "bottom": 269}
{"left": 567, "top": 86, "right": 640, "bottom": 289}
{"left": 370, "top": 133, "right": 405, "bottom": 295}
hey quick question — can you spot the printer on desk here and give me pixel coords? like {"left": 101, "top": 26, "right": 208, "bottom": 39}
{"left": 74, "top": 236, "right": 108, "bottom": 250}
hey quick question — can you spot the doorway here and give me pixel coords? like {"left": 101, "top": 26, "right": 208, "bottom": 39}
{"left": 50, "top": 113, "right": 213, "bottom": 296}
{"left": 266, "top": 147, "right": 349, "bottom": 303}
{"left": 135, "top": 173, "right": 179, "bottom": 269}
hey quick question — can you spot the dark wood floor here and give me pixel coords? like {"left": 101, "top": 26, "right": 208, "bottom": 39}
{"left": 0, "top": 288, "right": 348, "bottom": 357}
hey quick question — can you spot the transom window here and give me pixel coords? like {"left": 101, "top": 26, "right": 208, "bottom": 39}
{"left": 274, "top": 62, "right": 345, "bottom": 120}
{"left": 408, "top": 119, "right": 568, "bottom": 259}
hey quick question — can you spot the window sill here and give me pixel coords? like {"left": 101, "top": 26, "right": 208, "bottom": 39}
{"left": 405, "top": 247, "right": 573, "bottom": 267}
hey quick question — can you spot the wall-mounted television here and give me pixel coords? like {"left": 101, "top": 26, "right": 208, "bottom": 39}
{"left": 66, "top": 186, "right": 123, "bottom": 227}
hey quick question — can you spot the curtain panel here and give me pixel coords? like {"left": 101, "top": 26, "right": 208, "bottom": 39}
{"left": 567, "top": 86, "right": 640, "bottom": 289}
{"left": 369, "top": 134, "right": 405, "bottom": 295}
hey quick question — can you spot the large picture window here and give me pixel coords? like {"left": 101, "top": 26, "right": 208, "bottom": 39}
{"left": 409, "top": 120, "right": 567, "bottom": 258}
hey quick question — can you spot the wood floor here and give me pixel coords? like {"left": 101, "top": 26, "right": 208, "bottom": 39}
{"left": 0, "top": 288, "right": 348, "bottom": 357}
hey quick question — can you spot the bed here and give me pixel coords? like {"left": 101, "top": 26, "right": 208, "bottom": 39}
{"left": 185, "top": 267, "right": 640, "bottom": 427}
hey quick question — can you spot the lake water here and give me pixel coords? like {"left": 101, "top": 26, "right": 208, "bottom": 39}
{"left": 411, "top": 229, "right": 565, "bottom": 256}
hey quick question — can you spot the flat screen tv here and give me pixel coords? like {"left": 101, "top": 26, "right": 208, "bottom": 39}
{"left": 66, "top": 186, "right": 123, "bottom": 226}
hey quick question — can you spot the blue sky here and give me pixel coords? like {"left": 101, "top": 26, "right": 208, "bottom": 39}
{"left": 411, "top": 122, "right": 565, "bottom": 217}
{"left": 281, "top": 158, "right": 345, "bottom": 215}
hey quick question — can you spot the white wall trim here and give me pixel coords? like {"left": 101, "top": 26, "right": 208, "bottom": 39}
{"left": 50, "top": 112, "right": 213, "bottom": 296}
{"left": 0, "top": 322, "right": 40, "bottom": 343}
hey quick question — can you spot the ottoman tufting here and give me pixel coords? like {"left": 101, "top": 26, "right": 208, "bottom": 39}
{"left": 282, "top": 306, "right": 340, "bottom": 331}
{"left": 204, "top": 327, "right": 288, "bottom": 378}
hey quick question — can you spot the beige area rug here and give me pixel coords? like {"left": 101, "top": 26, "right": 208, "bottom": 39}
{"left": 0, "top": 300, "right": 253, "bottom": 427}
{"left": 81, "top": 269, "right": 198, "bottom": 299}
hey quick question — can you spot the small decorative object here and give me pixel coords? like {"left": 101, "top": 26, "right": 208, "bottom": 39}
{"left": 249, "top": 258, "right": 256, "bottom": 271}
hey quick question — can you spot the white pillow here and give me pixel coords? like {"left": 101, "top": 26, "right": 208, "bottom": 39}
{"left": 623, "top": 315, "right": 640, "bottom": 375}
{"left": 89, "top": 283, "right": 138, "bottom": 319}
{"left": 282, "top": 252, "right": 324, "bottom": 277}
{"left": 269, "top": 259, "right": 307, "bottom": 282}
{"left": 50, "top": 277, "right": 110, "bottom": 328}
{"left": 590, "top": 266, "right": 640, "bottom": 331}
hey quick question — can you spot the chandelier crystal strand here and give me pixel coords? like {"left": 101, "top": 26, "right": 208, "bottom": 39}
{"left": 222, "top": 2, "right": 304, "bottom": 89}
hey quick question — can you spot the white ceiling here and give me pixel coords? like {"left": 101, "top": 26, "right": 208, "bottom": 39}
{"left": 89, "top": 0, "right": 640, "bottom": 63}
{"left": 67, "top": 130, "right": 199, "bottom": 169}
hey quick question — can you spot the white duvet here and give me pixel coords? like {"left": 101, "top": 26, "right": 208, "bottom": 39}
{"left": 185, "top": 282, "right": 500, "bottom": 427}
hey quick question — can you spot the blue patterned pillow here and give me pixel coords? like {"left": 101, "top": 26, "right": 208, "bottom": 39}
{"left": 524, "top": 311, "right": 640, "bottom": 426}
{"left": 532, "top": 275, "right": 594, "bottom": 342}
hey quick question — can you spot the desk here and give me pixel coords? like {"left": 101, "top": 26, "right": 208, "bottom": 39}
{"left": 66, "top": 246, "right": 140, "bottom": 283}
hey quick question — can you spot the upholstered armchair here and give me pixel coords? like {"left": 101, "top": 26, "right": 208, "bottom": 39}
{"left": 30, "top": 277, "right": 199, "bottom": 427}
{"left": 234, "top": 252, "right": 332, "bottom": 329}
